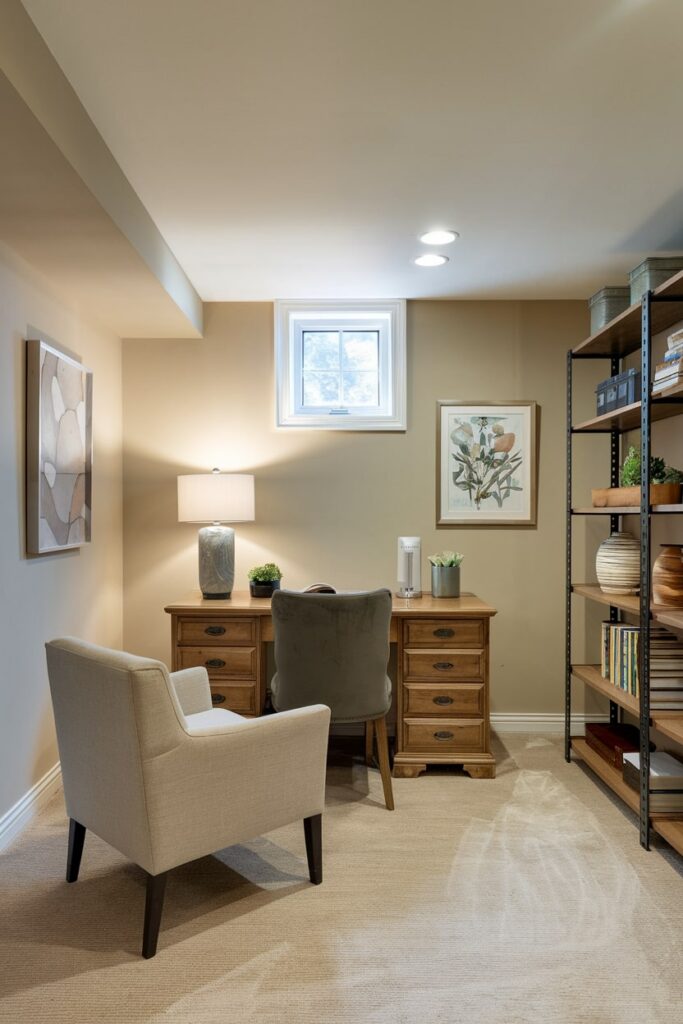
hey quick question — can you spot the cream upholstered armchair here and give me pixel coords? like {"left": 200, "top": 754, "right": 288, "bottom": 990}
{"left": 45, "top": 638, "right": 330, "bottom": 958}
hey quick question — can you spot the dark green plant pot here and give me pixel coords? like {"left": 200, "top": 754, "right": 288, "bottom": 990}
{"left": 249, "top": 579, "right": 281, "bottom": 598}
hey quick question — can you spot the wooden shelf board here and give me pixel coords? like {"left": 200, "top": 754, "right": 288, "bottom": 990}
{"left": 571, "top": 584, "right": 683, "bottom": 632}
{"left": 571, "top": 737, "right": 640, "bottom": 812}
{"left": 572, "top": 664, "right": 639, "bottom": 715}
{"left": 571, "top": 505, "right": 683, "bottom": 515}
{"left": 573, "top": 384, "right": 683, "bottom": 434}
{"left": 571, "top": 584, "right": 640, "bottom": 615}
{"left": 653, "top": 818, "right": 683, "bottom": 856}
{"left": 572, "top": 271, "right": 683, "bottom": 358}
{"left": 651, "top": 713, "right": 683, "bottom": 746}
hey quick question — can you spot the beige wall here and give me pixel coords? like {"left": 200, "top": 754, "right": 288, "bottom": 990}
{"left": 123, "top": 299, "right": 590, "bottom": 715}
{"left": 0, "top": 242, "right": 123, "bottom": 821}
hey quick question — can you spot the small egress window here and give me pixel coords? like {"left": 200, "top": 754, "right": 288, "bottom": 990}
{"left": 276, "top": 300, "right": 406, "bottom": 430}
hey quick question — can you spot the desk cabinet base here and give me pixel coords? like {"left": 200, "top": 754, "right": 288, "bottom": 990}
{"left": 392, "top": 753, "right": 496, "bottom": 779}
{"left": 393, "top": 613, "right": 495, "bottom": 779}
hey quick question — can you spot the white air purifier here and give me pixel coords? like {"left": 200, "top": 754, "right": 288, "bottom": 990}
{"left": 397, "top": 536, "right": 422, "bottom": 598}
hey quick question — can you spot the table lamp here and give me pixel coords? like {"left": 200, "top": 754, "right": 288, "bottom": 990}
{"left": 177, "top": 470, "right": 255, "bottom": 599}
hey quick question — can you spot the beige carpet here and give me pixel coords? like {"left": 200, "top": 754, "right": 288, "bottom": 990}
{"left": 0, "top": 734, "right": 681, "bottom": 1024}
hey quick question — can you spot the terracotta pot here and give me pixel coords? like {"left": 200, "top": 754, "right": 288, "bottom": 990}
{"left": 652, "top": 544, "right": 683, "bottom": 607}
{"left": 591, "top": 483, "right": 682, "bottom": 507}
{"left": 595, "top": 532, "right": 640, "bottom": 595}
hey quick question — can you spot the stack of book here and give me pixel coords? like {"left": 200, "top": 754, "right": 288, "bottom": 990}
{"left": 653, "top": 328, "right": 683, "bottom": 393}
{"left": 623, "top": 751, "right": 683, "bottom": 813}
{"left": 600, "top": 622, "right": 683, "bottom": 709}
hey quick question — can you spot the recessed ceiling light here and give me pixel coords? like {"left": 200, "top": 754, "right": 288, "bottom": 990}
{"left": 414, "top": 253, "right": 449, "bottom": 267}
{"left": 419, "top": 229, "right": 459, "bottom": 245}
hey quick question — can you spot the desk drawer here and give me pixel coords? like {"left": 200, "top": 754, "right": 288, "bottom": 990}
{"left": 403, "top": 649, "right": 484, "bottom": 682}
{"left": 210, "top": 683, "right": 256, "bottom": 715}
{"left": 403, "top": 618, "right": 484, "bottom": 648}
{"left": 403, "top": 717, "right": 485, "bottom": 753}
{"left": 177, "top": 617, "right": 257, "bottom": 646}
{"left": 177, "top": 646, "right": 257, "bottom": 680}
{"left": 404, "top": 682, "right": 484, "bottom": 717}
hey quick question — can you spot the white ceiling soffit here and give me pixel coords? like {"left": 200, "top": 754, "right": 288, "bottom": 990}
{"left": 0, "top": 0, "right": 202, "bottom": 337}
{"left": 19, "top": 0, "right": 683, "bottom": 302}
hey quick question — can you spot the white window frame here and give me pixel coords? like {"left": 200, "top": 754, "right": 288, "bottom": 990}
{"left": 275, "top": 299, "right": 406, "bottom": 430}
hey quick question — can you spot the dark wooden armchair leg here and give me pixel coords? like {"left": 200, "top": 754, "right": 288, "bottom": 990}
{"left": 142, "top": 871, "right": 168, "bottom": 959}
{"left": 374, "top": 716, "right": 395, "bottom": 811}
{"left": 66, "top": 819, "right": 86, "bottom": 882}
{"left": 303, "top": 814, "right": 323, "bottom": 885}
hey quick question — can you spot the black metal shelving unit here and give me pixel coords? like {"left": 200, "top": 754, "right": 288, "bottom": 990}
{"left": 565, "top": 274, "right": 683, "bottom": 854}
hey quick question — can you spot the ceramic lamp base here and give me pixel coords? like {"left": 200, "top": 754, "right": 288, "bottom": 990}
{"left": 198, "top": 525, "right": 235, "bottom": 599}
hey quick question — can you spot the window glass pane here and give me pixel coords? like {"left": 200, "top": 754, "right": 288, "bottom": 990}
{"left": 303, "top": 371, "right": 340, "bottom": 406}
{"left": 342, "top": 371, "right": 379, "bottom": 406}
{"left": 342, "top": 331, "right": 379, "bottom": 370}
{"left": 303, "top": 332, "right": 340, "bottom": 370}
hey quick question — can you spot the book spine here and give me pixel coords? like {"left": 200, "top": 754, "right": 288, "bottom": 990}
{"left": 601, "top": 621, "right": 610, "bottom": 679}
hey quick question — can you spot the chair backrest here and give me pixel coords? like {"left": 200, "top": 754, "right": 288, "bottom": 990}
{"left": 45, "top": 637, "right": 186, "bottom": 869}
{"left": 271, "top": 589, "right": 392, "bottom": 722}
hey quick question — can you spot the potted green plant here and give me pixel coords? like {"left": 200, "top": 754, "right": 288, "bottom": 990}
{"left": 248, "top": 563, "right": 282, "bottom": 598}
{"left": 428, "top": 551, "right": 464, "bottom": 598}
{"left": 591, "top": 446, "right": 683, "bottom": 507}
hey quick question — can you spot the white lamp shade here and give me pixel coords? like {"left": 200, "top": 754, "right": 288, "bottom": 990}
{"left": 177, "top": 473, "right": 255, "bottom": 523}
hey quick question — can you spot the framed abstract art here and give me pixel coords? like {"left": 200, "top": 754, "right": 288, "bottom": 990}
{"left": 26, "top": 338, "right": 93, "bottom": 554}
{"left": 437, "top": 400, "right": 538, "bottom": 526}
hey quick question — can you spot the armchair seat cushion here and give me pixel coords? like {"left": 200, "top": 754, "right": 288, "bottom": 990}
{"left": 184, "top": 708, "right": 245, "bottom": 734}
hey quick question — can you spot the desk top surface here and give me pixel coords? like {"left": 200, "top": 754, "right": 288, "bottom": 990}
{"left": 165, "top": 590, "right": 496, "bottom": 618}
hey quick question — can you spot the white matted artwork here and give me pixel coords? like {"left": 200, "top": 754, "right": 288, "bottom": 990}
{"left": 26, "top": 338, "right": 93, "bottom": 554}
{"left": 437, "top": 400, "right": 538, "bottom": 526}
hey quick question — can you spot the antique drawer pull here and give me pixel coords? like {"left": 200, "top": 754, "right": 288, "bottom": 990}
{"left": 433, "top": 695, "right": 454, "bottom": 706}
{"left": 211, "top": 692, "right": 226, "bottom": 705}
{"left": 205, "top": 658, "right": 226, "bottom": 668}
{"left": 204, "top": 625, "right": 226, "bottom": 636}
{"left": 433, "top": 730, "right": 454, "bottom": 741}
{"left": 433, "top": 661, "right": 454, "bottom": 671}
{"left": 433, "top": 627, "right": 455, "bottom": 638}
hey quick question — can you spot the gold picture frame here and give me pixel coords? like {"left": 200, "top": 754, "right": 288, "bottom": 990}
{"left": 436, "top": 400, "right": 538, "bottom": 527}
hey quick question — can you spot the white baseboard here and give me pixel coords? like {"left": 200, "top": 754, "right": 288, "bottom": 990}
{"left": 0, "top": 763, "right": 62, "bottom": 853}
{"left": 332, "top": 714, "right": 605, "bottom": 739}
{"left": 491, "top": 713, "right": 605, "bottom": 735}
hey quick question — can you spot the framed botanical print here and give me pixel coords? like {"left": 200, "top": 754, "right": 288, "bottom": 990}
{"left": 437, "top": 400, "right": 538, "bottom": 526}
{"left": 26, "top": 338, "right": 93, "bottom": 554}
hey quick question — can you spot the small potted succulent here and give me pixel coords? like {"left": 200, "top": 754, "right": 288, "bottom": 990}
{"left": 428, "top": 551, "right": 464, "bottom": 598}
{"left": 248, "top": 563, "right": 282, "bottom": 598}
{"left": 592, "top": 446, "right": 683, "bottom": 507}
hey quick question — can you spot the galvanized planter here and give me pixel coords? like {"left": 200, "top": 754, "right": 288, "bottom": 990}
{"left": 629, "top": 257, "right": 683, "bottom": 304}
{"left": 431, "top": 565, "right": 460, "bottom": 598}
{"left": 589, "top": 287, "right": 630, "bottom": 333}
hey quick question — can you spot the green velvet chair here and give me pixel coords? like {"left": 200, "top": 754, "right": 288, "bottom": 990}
{"left": 271, "top": 589, "right": 395, "bottom": 810}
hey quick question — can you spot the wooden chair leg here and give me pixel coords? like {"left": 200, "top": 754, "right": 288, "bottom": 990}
{"left": 66, "top": 819, "right": 86, "bottom": 883}
{"left": 374, "top": 716, "right": 395, "bottom": 811}
{"left": 303, "top": 814, "right": 323, "bottom": 885}
{"left": 142, "top": 871, "right": 168, "bottom": 959}
{"left": 365, "top": 719, "right": 375, "bottom": 766}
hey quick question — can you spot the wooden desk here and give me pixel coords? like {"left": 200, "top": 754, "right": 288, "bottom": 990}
{"left": 165, "top": 591, "right": 497, "bottom": 779}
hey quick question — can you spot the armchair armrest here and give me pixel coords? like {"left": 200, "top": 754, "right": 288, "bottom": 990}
{"left": 144, "top": 704, "right": 331, "bottom": 874}
{"left": 170, "top": 666, "right": 212, "bottom": 715}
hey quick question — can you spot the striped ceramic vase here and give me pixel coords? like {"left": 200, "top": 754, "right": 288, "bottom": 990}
{"left": 595, "top": 531, "right": 640, "bottom": 595}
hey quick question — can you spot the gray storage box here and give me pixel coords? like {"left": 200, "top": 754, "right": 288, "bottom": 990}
{"left": 589, "top": 286, "right": 630, "bottom": 334}
{"left": 629, "top": 257, "right": 683, "bottom": 304}
{"left": 596, "top": 368, "right": 641, "bottom": 416}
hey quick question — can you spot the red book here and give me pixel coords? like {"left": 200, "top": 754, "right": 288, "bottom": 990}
{"left": 585, "top": 723, "right": 642, "bottom": 770}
